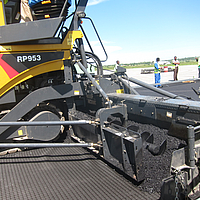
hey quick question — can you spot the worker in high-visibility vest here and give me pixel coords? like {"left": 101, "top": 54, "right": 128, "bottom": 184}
{"left": 198, "top": 57, "right": 200, "bottom": 78}
{"left": 154, "top": 57, "right": 161, "bottom": 87}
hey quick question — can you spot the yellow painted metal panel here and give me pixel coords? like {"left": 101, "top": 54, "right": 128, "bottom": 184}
{"left": 0, "top": 58, "right": 65, "bottom": 97}
{"left": 116, "top": 89, "right": 124, "bottom": 94}
{"left": 18, "top": 130, "right": 23, "bottom": 136}
{"left": 0, "top": 30, "right": 82, "bottom": 96}
{"left": 0, "top": 46, "right": 11, "bottom": 51}
{"left": 0, "top": 65, "right": 10, "bottom": 86}
{"left": 0, "top": 31, "right": 83, "bottom": 52}
{"left": 0, "top": 0, "right": 6, "bottom": 26}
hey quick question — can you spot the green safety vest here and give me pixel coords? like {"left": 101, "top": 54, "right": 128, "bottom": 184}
{"left": 154, "top": 63, "right": 160, "bottom": 74}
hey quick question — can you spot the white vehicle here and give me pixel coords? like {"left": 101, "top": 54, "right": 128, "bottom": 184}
{"left": 159, "top": 60, "right": 171, "bottom": 65}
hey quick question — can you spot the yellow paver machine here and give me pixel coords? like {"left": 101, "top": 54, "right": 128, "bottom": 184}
{"left": 0, "top": 0, "right": 200, "bottom": 199}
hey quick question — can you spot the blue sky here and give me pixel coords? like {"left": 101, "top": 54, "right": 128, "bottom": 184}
{"left": 69, "top": 0, "right": 200, "bottom": 65}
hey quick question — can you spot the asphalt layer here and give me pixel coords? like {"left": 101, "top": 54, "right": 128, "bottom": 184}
{"left": 135, "top": 79, "right": 200, "bottom": 101}
{"left": 126, "top": 120, "right": 186, "bottom": 194}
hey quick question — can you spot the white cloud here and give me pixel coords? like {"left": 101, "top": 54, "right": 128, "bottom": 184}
{"left": 88, "top": 0, "right": 108, "bottom": 6}
{"left": 83, "top": 40, "right": 200, "bottom": 65}
{"left": 84, "top": 40, "right": 122, "bottom": 62}
{"left": 103, "top": 46, "right": 200, "bottom": 65}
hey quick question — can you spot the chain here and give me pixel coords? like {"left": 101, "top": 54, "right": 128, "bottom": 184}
{"left": 174, "top": 170, "right": 180, "bottom": 200}
{"left": 179, "top": 171, "right": 187, "bottom": 196}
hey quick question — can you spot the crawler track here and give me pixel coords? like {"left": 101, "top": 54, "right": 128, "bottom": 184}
{"left": 0, "top": 145, "right": 160, "bottom": 200}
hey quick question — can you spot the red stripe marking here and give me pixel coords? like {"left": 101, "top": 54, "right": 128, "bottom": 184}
{"left": 0, "top": 54, "right": 19, "bottom": 79}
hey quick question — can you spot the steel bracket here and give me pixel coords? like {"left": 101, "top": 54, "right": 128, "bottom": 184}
{"left": 96, "top": 105, "right": 145, "bottom": 181}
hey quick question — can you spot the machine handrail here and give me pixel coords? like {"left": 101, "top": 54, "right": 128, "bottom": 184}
{"left": 81, "top": 17, "right": 108, "bottom": 62}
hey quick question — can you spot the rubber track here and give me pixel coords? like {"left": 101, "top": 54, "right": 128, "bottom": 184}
{"left": 0, "top": 147, "right": 160, "bottom": 200}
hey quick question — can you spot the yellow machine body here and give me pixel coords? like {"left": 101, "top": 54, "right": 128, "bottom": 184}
{"left": 0, "top": 0, "right": 6, "bottom": 26}
{"left": 0, "top": 30, "right": 83, "bottom": 97}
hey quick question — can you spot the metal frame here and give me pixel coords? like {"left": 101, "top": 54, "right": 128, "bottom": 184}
{"left": 96, "top": 105, "right": 144, "bottom": 181}
{"left": 68, "top": 0, "right": 88, "bottom": 69}
{"left": 70, "top": 104, "right": 145, "bottom": 181}
{"left": 0, "top": 82, "right": 85, "bottom": 140}
{"left": 0, "top": 17, "right": 64, "bottom": 44}
{"left": 161, "top": 125, "right": 200, "bottom": 199}
{"left": 0, "top": 142, "right": 96, "bottom": 148}
{"left": 107, "top": 88, "right": 200, "bottom": 140}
